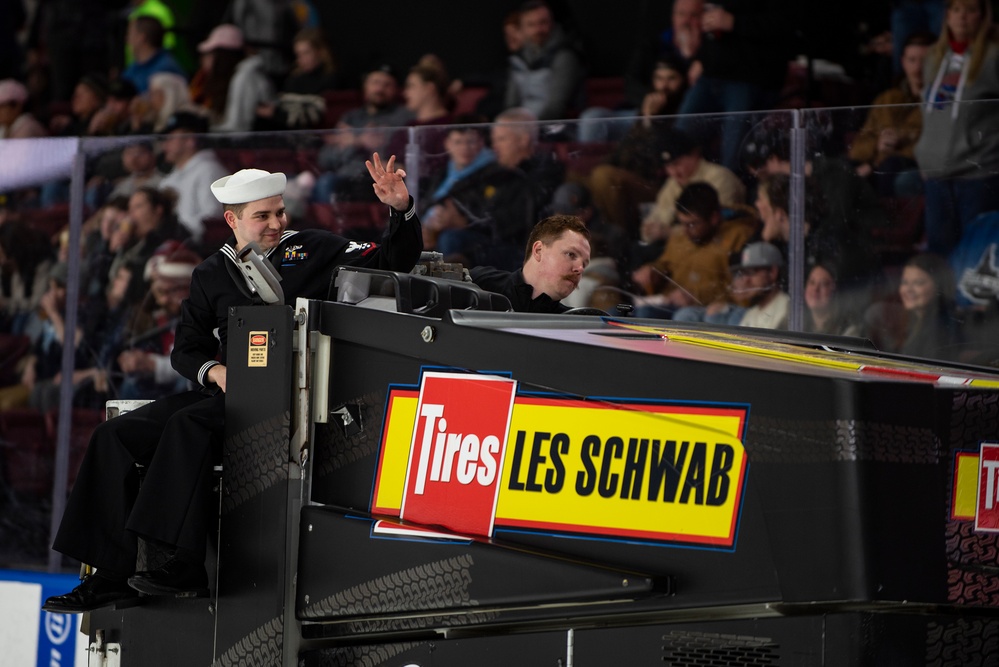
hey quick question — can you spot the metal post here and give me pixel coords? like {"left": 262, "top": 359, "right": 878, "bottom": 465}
{"left": 787, "top": 110, "right": 806, "bottom": 333}
{"left": 48, "top": 145, "right": 86, "bottom": 571}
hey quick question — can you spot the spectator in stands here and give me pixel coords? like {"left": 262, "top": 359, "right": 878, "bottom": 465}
{"left": 0, "top": 78, "right": 46, "bottom": 139}
{"left": 504, "top": 0, "right": 584, "bottom": 120}
{"left": 432, "top": 107, "right": 564, "bottom": 269}
{"left": 88, "top": 79, "right": 138, "bottom": 137}
{"left": 114, "top": 244, "right": 200, "bottom": 400}
{"left": 403, "top": 62, "right": 454, "bottom": 127}
{"left": 0, "top": 220, "right": 55, "bottom": 337}
{"left": 383, "top": 61, "right": 456, "bottom": 175}
{"left": 313, "top": 64, "right": 413, "bottom": 202}
{"left": 126, "top": 0, "right": 179, "bottom": 69}
{"left": 586, "top": 62, "right": 695, "bottom": 236}
{"left": 631, "top": 182, "right": 756, "bottom": 319}
{"left": 471, "top": 10, "right": 524, "bottom": 120}
{"left": 201, "top": 25, "right": 276, "bottom": 133}
{"left": 892, "top": 0, "right": 945, "bottom": 76}
{"left": 734, "top": 241, "right": 790, "bottom": 330}
{"left": 578, "top": 54, "right": 689, "bottom": 143}
{"left": 674, "top": 0, "right": 793, "bottom": 172}
{"left": 802, "top": 261, "right": 862, "bottom": 336}
{"left": 915, "top": 0, "right": 999, "bottom": 255}
{"left": 338, "top": 64, "right": 412, "bottom": 131}
{"left": 420, "top": 116, "right": 497, "bottom": 243}
{"left": 491, "top": 106, "right": 565, "bottom": 200}
{"left": 189, "top": 30, "right": 243, "bottom": 126}
{"left": 158, "top": 111, "right": 228, "bottom": 242}
{"left": 112, "top": 187, "right": 191, "bottom": 306}
{"left": 864, "top": 252, "right": 962, "bottom": 359}
{"left": 672, "top": 251, "right": 756, "bottom": 325}
{"left": 761, "top": 146, "right": 883, "bottom": 292}
{"left": 121, "top": 15, "right": 186, "bottom": 95}
{"left": 640, "top": 129, "right": 745, "bottom": 244}
{"left": 50, "top": 73, "right": 108, "bottom": 137}
{"left": 110, "top": 141, "right": 166, "bottom": 201}
{"left": 756, "top": 172, "right": 856, "bottom": 275}
{"left": 222, "top": 0, "right": 300, "bottom": 78}
{"left": 254, "top": 27, "right": 339, "bottom": 131}
{"left": 145, "top": 72, "right": 193, "bottom": 133}
{"left": 470, "top": 214, "right": 591, "bottom": 313}
{"left": 80, "top": 197, "right": 131, "bottom": 304}
{"left": 849, "top": 32, "right": 935, "bottom": 197}
{"left": 579, "top": 0, "right": 703, "bottom": 142}
{"left": 7, "top": 263, "right": 93, "bottom": 413}
{"left": 86, "top": 134, "right": 165, "bottom": 211}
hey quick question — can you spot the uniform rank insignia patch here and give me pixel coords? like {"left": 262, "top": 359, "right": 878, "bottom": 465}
{"left": 283, "top": 244, "right": 308, "bottom": 263}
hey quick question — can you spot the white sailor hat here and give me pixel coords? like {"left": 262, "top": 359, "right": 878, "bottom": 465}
{"left": 211, "top": 168, "right": 287, "bottom": 205}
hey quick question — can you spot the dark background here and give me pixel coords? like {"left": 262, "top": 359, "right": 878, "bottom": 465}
{"left": 188, "top": 0, "right": 896, "bottom": 89}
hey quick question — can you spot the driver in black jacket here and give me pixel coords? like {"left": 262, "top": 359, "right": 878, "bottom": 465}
{"left": 469, "top": 214, "right": 590, "bottom": 313}
{"left": 44, "top": 153, "right": 421, "bottom": 613}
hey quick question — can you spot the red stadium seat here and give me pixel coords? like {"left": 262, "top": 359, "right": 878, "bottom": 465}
{"left": 322, "top": 90, "right": 363, "bottom": 128}
{"left": 453, "top": 86, "right": 489, "bottom": 116}
{"left": 556, "top": 141, "right": 615, "bottom": 179}
{"left": 0, "top": 334, "right": 31, "bottom": 387}
{"left": 44, "top": 408, "right": 104, "bottom": 491}
{"left": 0, "top": 408, "right": 52, "bottom": 498}
{"left": 584, "top": 77, "right": 626, "bottom": 110}
{"left": 872, "top": 196, "right": 925, "bottom": 262}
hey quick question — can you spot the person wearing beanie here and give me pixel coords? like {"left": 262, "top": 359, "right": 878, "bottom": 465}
{"left": 43, "top": 153, "right": 422, "bottom": 613}
{"left": 114, "top": 242, "right": 201, "bottom": 400}
{"left": 0, "top": 78, "right": 46, "bottom": 139}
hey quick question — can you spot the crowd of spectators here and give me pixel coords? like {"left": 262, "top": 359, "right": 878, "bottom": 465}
{"left": 3, "top": 0, "right": 999, "bottom": 439}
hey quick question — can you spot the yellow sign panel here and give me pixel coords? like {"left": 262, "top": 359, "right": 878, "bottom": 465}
{"left": 374, "top": 389, "right": 749, "bottom": 547}
{"left": 953, "top": 451, "right": 980, "bottom": 520}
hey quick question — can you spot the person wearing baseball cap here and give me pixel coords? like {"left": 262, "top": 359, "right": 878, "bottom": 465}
{"left": 44, "top": 152, "right": 423, "bottom": 612}
{"left": 0, "top": 78, "right": 46, "bottom": 139}
{"left": 732, "top": 241, "right": 790, "bottom": 330}
{"left": 640, "top": 128, "right": 746, "bottom": 244}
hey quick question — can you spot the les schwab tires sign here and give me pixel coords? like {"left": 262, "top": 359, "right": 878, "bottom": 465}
{"left": 371, "top": 371, "right": 750, "bottom": 549}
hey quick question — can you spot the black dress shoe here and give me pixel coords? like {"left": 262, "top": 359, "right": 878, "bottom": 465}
{"left": 128, "top": 558, "right": 209, "bottom": 597}
{"left": 42, "top": 575, "right": 139, "bottom": 614}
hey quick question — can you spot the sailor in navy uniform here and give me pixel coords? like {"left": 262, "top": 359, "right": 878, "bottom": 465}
{"left": 44, "top": 153, "right": 421, "bottom": 613}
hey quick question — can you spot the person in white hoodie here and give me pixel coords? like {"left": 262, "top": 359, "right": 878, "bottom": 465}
{"left": 915, "top": 0, "right": 999, "bottom": 255}
{"left": 200, "top": 24, "right": 276, "bottom": 133}
{"left": 158, "top": 111, "right": 229, "bottom": 242}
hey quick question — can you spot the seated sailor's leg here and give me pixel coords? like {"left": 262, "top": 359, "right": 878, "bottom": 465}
{"left": 42, "top": 391, "right": 208, "bottom": 612}
{"left": 125, "top": 391, "right": 225, "bottom": 597}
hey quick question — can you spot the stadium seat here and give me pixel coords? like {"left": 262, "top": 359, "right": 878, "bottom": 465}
{"left": 872, "top": 195, "right": 925, "bottom": 262}
{"left": 0, "top": 334, "right": 31, "bottom": 387}
{"left": 322, "top": 90, "right": 363, "bottom": 128}
{"left": 44, "top": 408, "right": 104, "bottom": 492}
{"left": 453, "top": 86, "right": 489, "bottom": 116}
{"left": 584, "top": 77, "right": 626, "bottom": 110}
{"left": 0, "top": 408, "right": 52, "bottom": 498}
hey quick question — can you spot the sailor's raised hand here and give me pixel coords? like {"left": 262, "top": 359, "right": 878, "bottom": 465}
{"left": 365, "top": 152, "right": 410, "bottom": 211}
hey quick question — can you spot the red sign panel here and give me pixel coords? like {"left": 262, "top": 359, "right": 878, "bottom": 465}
{"left": 400, "top": 372, "right": 518, "bottom": 537}
{"left": 976, "top": 443, "right": 999, "bottom": 532}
